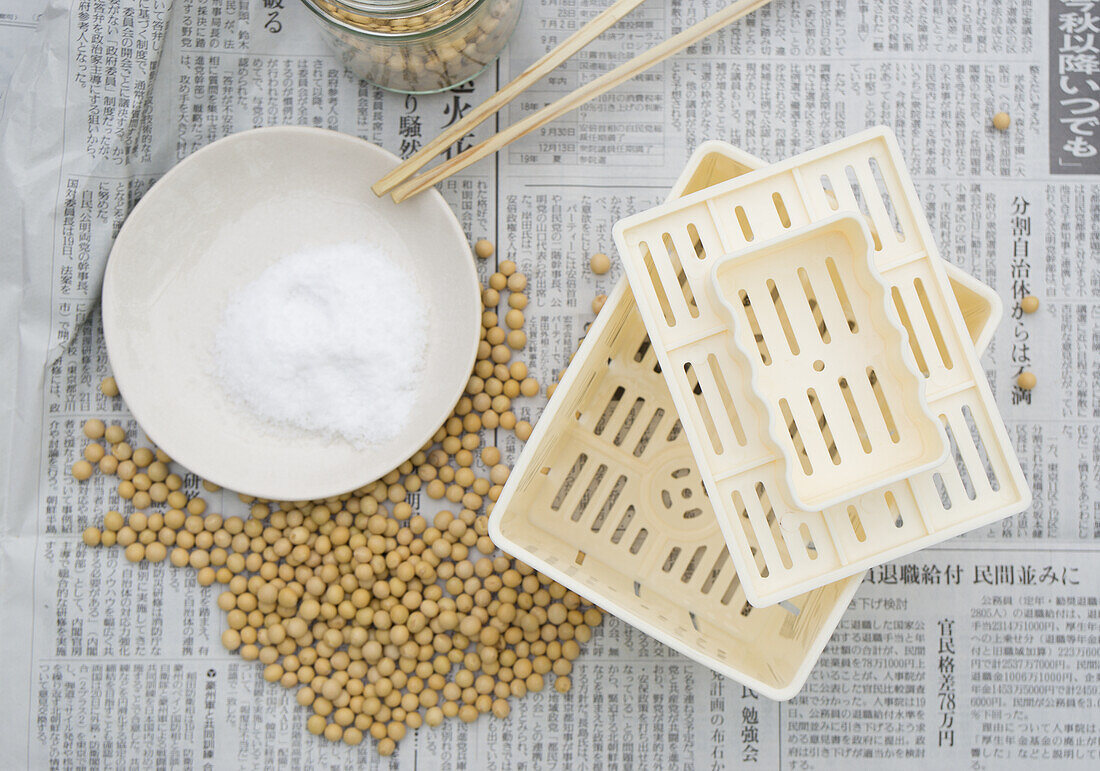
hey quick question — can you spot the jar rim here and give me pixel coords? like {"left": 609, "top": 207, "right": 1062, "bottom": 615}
{"left": 317, "top": 0, "right": 456, "bottom": 19}
{"left": 302, "top": 0, "right": 485, "bottom": 38}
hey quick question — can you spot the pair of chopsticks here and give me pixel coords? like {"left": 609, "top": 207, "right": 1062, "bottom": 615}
{"left": 374, "top": 0, "right": 775, "bottom": 202}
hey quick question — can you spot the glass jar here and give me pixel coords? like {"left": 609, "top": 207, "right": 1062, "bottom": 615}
{"left": 302, "top": 0, "right": 523, "bottom": 94}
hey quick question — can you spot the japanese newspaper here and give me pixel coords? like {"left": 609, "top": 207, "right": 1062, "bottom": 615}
{"left": 1, "top": 0, "right": 1099, "bottom": 768}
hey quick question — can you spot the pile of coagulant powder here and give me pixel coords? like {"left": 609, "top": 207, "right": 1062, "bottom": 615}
{"left": 213, "top": 242, "right": 427, "bottom": 446}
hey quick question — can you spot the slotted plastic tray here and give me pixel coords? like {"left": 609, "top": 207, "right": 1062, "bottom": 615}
{"left": 613, "top": 128, "right": 1030, "bottom": 606}
{"left": 710, "top": 213, "right": 946, "bottom": 511}
{"left": 489, "top": 142, "right": 1002, "bottom": 699}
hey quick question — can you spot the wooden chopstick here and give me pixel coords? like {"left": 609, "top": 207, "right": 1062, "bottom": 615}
{"left": 372, "top": 0, "right": 651, "bottom": 197}
{"left": 390, "top": 0, "right": 774, "bottom": 203}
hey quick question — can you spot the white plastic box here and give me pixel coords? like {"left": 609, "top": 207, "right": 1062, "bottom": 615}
{"left": 490, "top": 140, "right": 1006, "bottom": 699}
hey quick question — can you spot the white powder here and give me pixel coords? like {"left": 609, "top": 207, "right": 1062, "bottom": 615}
{"left": 213, "top": 241, "right": 428, "bottom": 447}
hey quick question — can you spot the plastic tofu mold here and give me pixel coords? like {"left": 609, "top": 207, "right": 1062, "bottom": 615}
{"left": 709, "top": 213, "right": 947, "bottom": 512}
{"left": 613, "top": 128, "right": 1030, "bottom": 607}
{"left": 489, "top": 137, "right": 1010, "bottom": 700}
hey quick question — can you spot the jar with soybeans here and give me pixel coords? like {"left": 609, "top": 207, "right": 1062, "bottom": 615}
{"left": 303, "top": 0, "right": 523, "bottom": 94}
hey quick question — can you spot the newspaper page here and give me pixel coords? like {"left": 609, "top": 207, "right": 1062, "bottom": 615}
{"left": 1, "top": 0, "right": 1098, "bottom": 768}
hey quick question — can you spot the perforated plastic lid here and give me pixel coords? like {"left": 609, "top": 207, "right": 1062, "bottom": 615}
{"left": 613, "top": 128, "right": 1031, "bottom": 604}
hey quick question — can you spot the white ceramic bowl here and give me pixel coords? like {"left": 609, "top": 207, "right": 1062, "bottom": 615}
{"left": 102, "top": 127, "right": 480, "bottom": 500}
